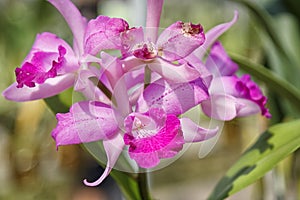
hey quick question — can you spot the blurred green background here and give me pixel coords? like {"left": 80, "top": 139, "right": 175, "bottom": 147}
{"left": 1, "top": 0, "right": 299, "bottom": 199}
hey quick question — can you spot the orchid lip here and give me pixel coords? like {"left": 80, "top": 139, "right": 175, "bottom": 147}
{"left": 15, "top": 45, "right": 67, "bottom": 88}
{"left": 132, "top": 42, "right": 158, "bottom": 60}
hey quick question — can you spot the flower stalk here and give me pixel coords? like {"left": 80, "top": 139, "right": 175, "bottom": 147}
{"left": 137, "top": 171, "right": 152, "bottom": 200}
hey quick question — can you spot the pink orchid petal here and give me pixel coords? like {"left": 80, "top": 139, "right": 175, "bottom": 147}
{"left": 121, "top": 56, "right": 147, "bottom": 73}
{"left": 209, "top": 75, "right": 271, "bottom": 118}
{"left": 48, "top": 0, "right": 87, "bottom": 55}
{"left": 180, "top": 55, "right": 212, "bottom": 80}
{"left": 208, "top": 76, "right": 236, "bottom": 95}
{"left": 30, "top": 32, "right": 75, "bottom": 57}
{"left": 148, "top": 59, "right": 202, "bottom": 83}
{"left": 74, "top": 69, "right": 111, "bottom": 104}
{"left": 84, "top": 133, "right": 124, "bottom": 186}
{"left": 236, "top": 98, "right": 261, "bottom": 117}
{"left": 121, "top": 27, "right": 145, "bottom": 57}
{"left": 180, "top": 118, "right": 219, "bottom": 142}
{"left": 157, "top": 21, "right": 205, "bottom": 61}
{"left": 205, "top": 41, "right": 238, "bottom": 76}
{"left": 146, "top": 0, "right": 164, "bottom": 42}
{"left": 137, "top": 78, "right": 208, "bottom": 115}
{"left": 100, "top": 52, "right": 124, "bottom": 88}
{"left": 201, "top": 93, "right": 240, "bottom": 121}
{"left": 84, "top": 16, "right": 129, "bottom": 55}
{"left": 191, "top": 10, "right": 239, "bottom": 60}
{"left": 51, "top": 101, "right": 119, "bottom": 147}
{"left": 124, "top": 68, "right": 145, "bottom": 89}
{"left": 113, "top": 76, "right": 132, "bottom": 118}
{"left": 2, "top": 73, "right": 75, "bottom": 102}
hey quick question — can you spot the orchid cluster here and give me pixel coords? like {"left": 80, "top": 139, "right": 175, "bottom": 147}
{"left": 2, "top": 0, "right": 270, "bottom": 187}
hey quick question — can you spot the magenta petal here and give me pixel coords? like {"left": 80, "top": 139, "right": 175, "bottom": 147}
{"left": 13, "top": 33, "right": 78, "bottom": 89}
{"left": 236, "top": 75, "right": 271, "bottom": 118}
{"left": 137, "top": 78, "right": 208, "bottom": 115}
{"left": 2, "top": 73, "right": 75, "bottom": 102}
{"left": 157, "top": 21, "right": 205, "bottom": 61}
{"left": 201, "top": 94, "right": 240, "bottom": 121}
{"left": 84, "top": 133, "right": 124, "bottom": 186}
{"left": 148, "top": 58, "right": 202, "bottom": 83}
{"left": 180, "top": 118, "right": 218, "bottom": 142}
{"left": 191, "top": 10, "right": 238, "bottom": 60}
{"left": 27, "top": 33, "right": 78, "bottom": 74}
{"left": 130, "top": 152, "right": 160, "bottom": 168}
{"left": 84, "top": 16, "right": 129, "bottom": 55}
{"left": 48, "top": 0, "right": 87, "bottom": 55}
{"left": 211, "top": 75, "right": 271, "bottom": 118}
{"left": 205, "top": 41, "right": 238, "bottom": 76}
{"left": 51, "top": 101, "right": 119, "bottom": 147}
{"left": 124, "top": 114, "right": 184, "bottom": 168}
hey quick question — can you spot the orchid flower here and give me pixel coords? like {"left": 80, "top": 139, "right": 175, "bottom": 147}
{"left": 113, "top": 0, "right": 207, "bottom": 84}
{"left": 1, "top": 0, "right": 271, "bottom": 190}
{"left": 52, "top": 73, "right": 218, "bottom": 186}
{"left": 201, "top": 41, "right": 271, "bottom": 120}
{"left": 2, "top": 0, "right": 129, "bottom": 102}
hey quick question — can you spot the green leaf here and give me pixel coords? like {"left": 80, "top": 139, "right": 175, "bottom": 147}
{"left": 110, "top": 170, "right": 142, "bottom": 200}
{"left": 43, "top": 88, "right": 73, "bottom": 114}
{"left": 208, "top": 119, "right": 300, "bottom": 200}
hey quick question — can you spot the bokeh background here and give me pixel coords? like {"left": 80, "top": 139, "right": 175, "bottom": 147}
{"left": 0, "top": 0, "right": 299, "bottom": 199}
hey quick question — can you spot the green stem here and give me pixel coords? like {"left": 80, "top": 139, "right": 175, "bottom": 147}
{"left": 137, "top": 172, "right": 152, "bottom": 200}
{"left": 97, "top": 80, "right": 112, "bottom": 99}
{"left": 229, "top": 52, "right": 300, "bottom": 113}
{"left": 144, "top": 66, "right": 151, "bottom": 89}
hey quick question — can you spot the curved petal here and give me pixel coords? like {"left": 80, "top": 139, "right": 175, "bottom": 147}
{"left": 30, "top": 32, "right": 75, "bottom": 57}
{"left": 180, "top": 118, "right": 218, "bottom": 142}
{"left": 148, "top": 58, "right": 202, "bottom": 83}
{"left": 100, "top": 52, "right": 124, "bottom": 88}
{"left": 181, "top": 55, "right": 212, "bottom": 80}
{"left": 84, "top": 133, "right": 125, "bottom": 186}
{"left": 236, "top": 98, "right": 261, "bottom": 117}
{"left": 205, "top": 41, "right": 238, "bottom": 76}
{"left": 84, "top": 16, "right": 129, "bottom": 55}
{"left": 48, "top": 0, "right": 87, "bottom": 55}
{"left": 51, "top": 101, "right": 119, "bottom": 147}
{"left": 113, "top": 75, "right": 132, "bottom": 118}
{"left": 157, "top": 21, "right": 205, "bottom": 61}
{"left": 137, "top": 78, "right": 208, "bottom": 115}
{"left": 209, "top": 76, "right": 237, "bottom": 95}
{"left": 190, "top": 10, "right": 239, "bottom": 60}
{"left": 74, "top": 69, "right": 111, "bottom": 104}
{"left": 146, "top": 0, "right": 164, "bottom": 42}
{"left": 210, "top": 75, "right": 271, "bottom": 118}
{"left": 201, "top": 93, "right": 241, "bottom": 121}
{"left": 2, "top": 73, "right": 75, "bottom": 102}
